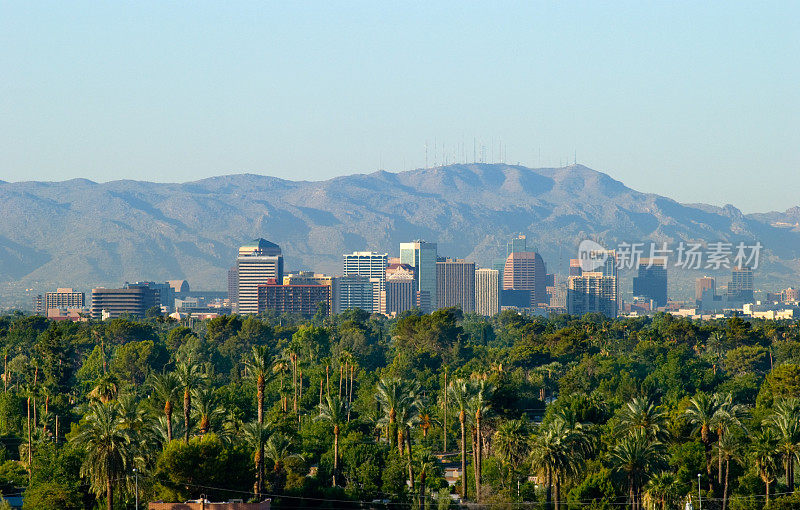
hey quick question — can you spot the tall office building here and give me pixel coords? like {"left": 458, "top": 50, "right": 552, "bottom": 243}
{"left": 125, "top": 281, "right": 175, "bottom": 309}
{"left": 567, "top": 272, "right": 618, "bottom": 318}
{"left": 503, "top": 252, "right": 548, "bottom": 306}
{"left": 436, "top": 258, "right": 475, "bottom": 312}
{"left": 492, "top": 259, "right": 506, "bottom": 284}
{"left": 632, "top": 258, "right": 667, "bottom": 307}
{"left": 381, "top": 271, "right": 416, "bottom": 316}
{"left": 257, "top": 280, "right": 331, "bottom": 317}
{"left": 236, "top": 239, "right": 284, "bottom": 315}
{"left": 343, "top": 252, "right": 388, "bottom": 311}
{"left": 334, "top": 275, "right": 374, "bottom": 314}
{"left": 728, "top": 266, "right": 754, "bottom": 303}
{"left": 44, "top": 288, "right": 85, "bottom": 311}
{"left": 283, "top": 272, "right": 335, "bottom": 313}
{"left": 91, "top": 286, "right": 160, "bottom": 320}
{"left": 227, "top": 266, "right": 238, "bottom": 305}
{"left": 475, "top": 268, "right": 501, "bottom": 317}
{"left": 507, "top": 234, "right": 527, "bottom": 257}
{"left": 695, "top": 277, "right": 716, "bottom": 302}
{"left": 400, "top": 240, "right": 438, "bottom": 313}
{"left": 569, "top": 259, "right": 583, "bottom": 276}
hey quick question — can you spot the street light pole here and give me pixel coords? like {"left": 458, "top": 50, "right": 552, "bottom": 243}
{"left": 698, "top": 473, "right": 702, "bottom": 510}
{"left": 134, "top": 468, "right": 138, "bottom": 510}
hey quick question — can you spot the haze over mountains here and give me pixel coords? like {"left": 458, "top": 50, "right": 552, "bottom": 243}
{"left": 1, "top": 163, "right": 798, "bottom": 307}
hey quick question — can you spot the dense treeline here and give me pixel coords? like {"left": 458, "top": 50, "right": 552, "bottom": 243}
{"left": 2, "top": 308, "right": 800, "bottom": 509}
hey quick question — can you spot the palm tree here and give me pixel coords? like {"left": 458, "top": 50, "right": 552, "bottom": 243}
{"left": 175, "top": 360, "right": 205, "bottom": 443}
{"left": 71, "top": 401, "right": 135, "bottom": 510}
{"left": 616, "top": 396, "right": 669, "bottom": 442}
{"left": 396, "top": 381, "right": 422, "bottom": 490}
{"left": 530, "top": 417, "right": 589, "bottom": 510}
{"left": 192, "top": 386, "right": 223, "bottom": 435}
{"left": 148, "top": 372, "right": 180, "bottom": 442}
{"left": 765, "top": 397, "right": 800, "bottom": 492}
{"left": 416, "top": 448, "right": 440, "bottom": 508}
{"left": 684, "top": 392, "right": 721, "bottom": 487}
{"left": 494, "top": 419, "right": 529, "bottom": 491}
{"left": 644, "top": 472, "right": 678, "bottom": 510}
{"left": 375, "top": 377, "right": 404, "bottom": 448}
{"left": 316, "top": 393, "right": 349, "bottom": 487}
{"left": 447, "top": 379, "right": 472, "bottom": 500}
{"left": 714, "top": 432, "right": 741, "bottom": 510}
{"left": 609, "top": 430, "right": 664, "bottom": 510}
{"left": 245, "top": 346, "right": 273, "bottom": 425}
{"left": 468, "top": 379, "right": 493, "bottom": 501}
{"left": 750, "top": 428, "right": 779, "bottom": 504}
{"left": 712, "top": 393, "right": 745, "bottom": 486}
{"left": 264, "top": 433, "right": 302, "bottom": 474}
{"left": 88, "top": 373, "right": 119, "bottom": 404}
{"left": 242, "top": 420, "right": 269, "bottom": 496}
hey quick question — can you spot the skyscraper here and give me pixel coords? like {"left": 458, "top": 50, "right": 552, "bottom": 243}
{"left": 381, "top": 270, "right": 416, "bottom": 316}
{"left": 257, "top": 280, "right": 331, "bottom": 317}
{"left": 236, "top": 239, "right": 284, "bottom": 315}
{"left": 507, "top": 234, "right": 527, "bottom": 257}
{"left": 502, "top": 252, "right": 548, "bottom": 306}
{"left": 334, "top": 275, "right": 374, "bottom": 313}
{"left": 567, "top": 272, "right": 618, "bottom": 318}
{"left": 695, "top": 277, "right": 716, "bottom": 302}
{"left": 475, "top": 268, "right": 501, "bottom": 316}
{"left": 436, "top": 258, "right": 475, "bottom": 312}
{"left": 91, "top": 286, "right": 160, "bottom": 320}
{"left": 227, "top": 266, "right": 238, "bottom": 305}
{"left": 728, "top": 266, "right": 754, "bottom": 303}
{"left": 343, "top": 252, "right": 388, "bottom": 311}
{"left": 44, "top": 288, "right": 85, "bottom": 311}
{"left": 632, "top": 258, "right": 667, "bottom": 307}
{"left": 399, "top": 240, "right": 437, "bottom": 313}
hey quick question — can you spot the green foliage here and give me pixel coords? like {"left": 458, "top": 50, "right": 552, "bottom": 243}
{"left": 0, "top": 310, "right": 798, "bottom": 507}
{"left": 153, "top": 433, "right": 252, "bottom": 501}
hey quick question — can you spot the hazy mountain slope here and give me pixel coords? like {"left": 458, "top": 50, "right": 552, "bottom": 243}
{"left": 0, "top": 163, "right": 797, "bottom": 305}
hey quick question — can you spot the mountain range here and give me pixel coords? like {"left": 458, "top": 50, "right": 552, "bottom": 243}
{"left": 1, "top": 163, "right": 798, "bottom": 307}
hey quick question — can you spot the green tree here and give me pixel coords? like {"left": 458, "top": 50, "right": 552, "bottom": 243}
{"left": 315, "top": 394, "right": 349, "bottom": 487}
{"left": 765, "top": 398, "right": 800, "bottom": 492}
{"left": 447, "top": 378, "right": 472, "bottom": 500}
{"left": 609, "top": 430, "right": 664, "bottom": 510}
{"left": 530, "top": 417, "right": 590, "bottom": 510}
{"left": 242, "top": 421, "right": 269, "bottom": 496}
{"left": 750, "top": 428, "right": 780, "bottom": 504}
{"left": 714, "top": 432, "right": 742, "bottom": 510}
{"left": 684, "top": 392, "right": 721, "bottom": 487}
{"left": 468, "top": 378, "right": 493, "bottom": 501}
{"left": 175, "top": 360, "right": 205, "bottom": 443}
{"left": 245, "top": 345, "right": 272, "bottom": 426}
{"left": 616, "top": 396, "right": 669, "bottom": 442}
{"left": 70, "top": 401, "right": 135, "bottom": 510}
{"left": 148, "top": 372, "right": 180, "bottom": 443}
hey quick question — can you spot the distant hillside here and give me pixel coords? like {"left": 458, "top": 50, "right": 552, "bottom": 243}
{"left": 1, "top": 163, "right": 798, "bottom": 307}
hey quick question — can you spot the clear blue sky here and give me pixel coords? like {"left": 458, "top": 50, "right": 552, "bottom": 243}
{"left": 1, "top": 1, "right": 797, "bottom": 212}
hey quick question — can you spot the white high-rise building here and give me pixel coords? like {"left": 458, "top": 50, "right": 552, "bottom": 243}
{"left": 343, "top": 252, "right": 388, "bottom": 311}
{"left": 236, "top": 239, "right": 283, "bottom": 315}
{"left": 475, "top": 268, "right": 501, "bottom": 317}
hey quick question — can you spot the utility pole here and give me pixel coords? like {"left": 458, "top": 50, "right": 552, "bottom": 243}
{"left": 698, "top": 473, "right": 702, "bottom": 510}
{"left": 133, "top": 468, "right": 139, "bottom": 510}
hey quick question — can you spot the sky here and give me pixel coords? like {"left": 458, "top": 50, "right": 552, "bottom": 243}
{"left": 1, "top": 1, "right": 798, "bottom": 213}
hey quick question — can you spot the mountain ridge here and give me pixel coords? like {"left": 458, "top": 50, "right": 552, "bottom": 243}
{"left": 1, "top": 163, "right": 798, "bottom": 306}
